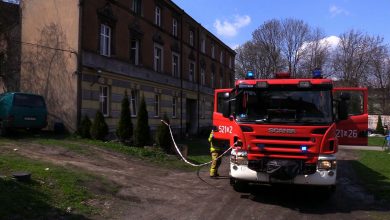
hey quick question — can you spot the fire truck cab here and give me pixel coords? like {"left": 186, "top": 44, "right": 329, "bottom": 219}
{"left": 213, "top": 71, "right": 368, "bottom": 191}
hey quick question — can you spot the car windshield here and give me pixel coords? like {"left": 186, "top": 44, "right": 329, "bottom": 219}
{"left": 13, "top": 94, "right": 45, "bottom": 108}
{"left": 234, "top": 88, "right": 333, "bottom": 125}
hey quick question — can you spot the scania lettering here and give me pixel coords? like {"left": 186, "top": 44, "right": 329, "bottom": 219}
{"left": 212, "top": 71, "right": 368, "bottom": 192}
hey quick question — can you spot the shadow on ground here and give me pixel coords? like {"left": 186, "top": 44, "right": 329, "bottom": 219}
{"left": 236, "top": 159, "right": 390, "bottom": 215}
{"left": 0, "top": 178, "right": 89, "bottom": 219}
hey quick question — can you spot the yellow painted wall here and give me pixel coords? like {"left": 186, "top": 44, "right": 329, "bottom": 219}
{"left": 20, "top": 0, "right": 80, "bottom": 131}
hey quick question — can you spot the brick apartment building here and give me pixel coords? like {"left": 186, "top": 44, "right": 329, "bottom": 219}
{"left": 19, "top": 0, "right": 236, "bottom": 136}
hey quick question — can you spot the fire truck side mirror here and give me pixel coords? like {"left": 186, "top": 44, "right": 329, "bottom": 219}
{"left": 222, "top": 92, "right": 230, "bottom": 118}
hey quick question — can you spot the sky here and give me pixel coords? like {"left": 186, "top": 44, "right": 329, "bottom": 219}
{"left": 172, "top": 0, "right": 390, "bottom": 49}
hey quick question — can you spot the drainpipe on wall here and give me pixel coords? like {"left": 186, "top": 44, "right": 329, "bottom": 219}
{"left": 179, "top": 11, "right": 183, "bottom": 138}
{"left": 76, "top": 0, "right": 84, "bottom": 131}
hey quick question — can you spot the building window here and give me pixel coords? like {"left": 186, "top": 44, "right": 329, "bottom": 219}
{"left": 172, "top": 18, "right": 178, "bottom": 37}
{"left": 211, "top": 42, "right": 215, "bottom": 59}
{"left": 154, "top": 44, "right": 163, "bottom": 72}
{"left": 130, "top": 89, "right": 138, "bottom": 116}
{"left": 211, "top": 70, "right": 215, "bottom": 88}
{"left": 200, "top": 68, "right": 205, "bottom": 85}
{"left": 130, "top": 39, "right": 140, "bottom": 65}
{"left": 201, "top": 98, "right": 205, "bottom": 119}
{"left": 99, "top": 85, "right": 109, "bottom": 117}
{"left": 189, "top": 30, "right": 194, "bottom": 46}
{"left": 220, "top": 51, "right": 224, "bottom": 64}
{"left": 201, "top": 36, "right": 206, "bottom": 53}
{"left": 154, "top": 94, "right": 160, "bottom": 117}
{"left": 172, "top": 53, "right": 180, "bottom": 78}
{"left": 220, "top": 72, "right": 223, "bottom": 88}
{"left": 132, "top": 0, "right": 142, "bottom": 15}
{"left": 100, "top": 24, "right": 111, "bottom": 57}
{"left": 189, "top": 62, "right": 195, "bottom": 82}
{"left": 0, "top": 53, "right": 5, "bottom": 76}
{"left": 155, "top": 6, "right": 161, "bottom": 27}
{"left": 172, "top": 96, "right": 177, "bottom": 118}
{"left": 229, "top": 56, "right": 232, "bottom": 68}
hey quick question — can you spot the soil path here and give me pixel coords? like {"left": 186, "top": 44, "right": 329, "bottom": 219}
{"left": 5, "top": 142, "right": 390, "bottom": 220}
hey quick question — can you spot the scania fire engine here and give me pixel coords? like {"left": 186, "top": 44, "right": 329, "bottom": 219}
{"left": 212, "top": 71, "right": 368, "bottom": 191}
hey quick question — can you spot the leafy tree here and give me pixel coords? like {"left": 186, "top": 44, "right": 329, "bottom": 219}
{"left": 90, "top": 111, "right": 108, "bottom": 141}
{"left": 79, "top": 115, "right": 92, "bottom": 138}
{"left": 376, "top": 115, "right": 385, "bottom": 135}
{"left": 156, "top": 113, "right": 173, "bottom": 154}
{"left": 116, "top": 90, "right": 133, "bottom": 142}
{"left": 134, "top": 95, "right": 150, "bottom": 147}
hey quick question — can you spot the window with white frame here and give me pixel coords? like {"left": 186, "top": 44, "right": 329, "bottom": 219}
{"left": 155, "top": 6, "right": 161, "bottom": 27}
{"left": 100, "top": 24, "right": 111, "bottom": 57}
{"left": 189, "top": 62, "right": 195, "bottom": 82}
{"left": 201, "top": 36, "right": 206, "bottom": 53}
{"left": 189, "top": 30, "right": 194, "bottom": 46}
{"left": 154, "top": 94, "right": 160, "bottom": 117}
{"left": 200, "top": 67, "right": 205, "bottom": 85}
{"left": 130, "top": 89, "right": 138, "bottom": 116}
{"left": 99, "top": 85, "right": 109, "bottom": 116}
{"left": 132, "top": 0, "right": 141, "bottom": 15}
{"left": 211, "top": 42, "right": 215, "bottom": 59}
{"left": 172, "top": 53, "right": 180, "bottom": 78}
{"left": 172, "top": 18, "right": 178, "bottom": 37}
{"left": 130, "top": 39, "right": 140, "bottom": 65}
{"left": 172, "top": 96, "right": 177, "bottom": 118}
{"left": 220, "top": 51, "right": 224, "bottom": 64}
{"left": 154, "top": 44, "right": 163, "bottom": 72}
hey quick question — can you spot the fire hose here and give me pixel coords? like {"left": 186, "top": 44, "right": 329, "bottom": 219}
{"left": 161, "top": 120, "right": 233, "bottom": 167}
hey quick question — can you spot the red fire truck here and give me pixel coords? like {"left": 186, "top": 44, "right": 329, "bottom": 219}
{"left": 212, "top": 71, "right": 368, "bottom": 191}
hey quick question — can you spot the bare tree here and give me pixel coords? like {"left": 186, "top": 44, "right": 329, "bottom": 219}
{"left": 252, "top": 19, "right": 285, "bottom": 75}
{"left": 281, "top": 18, "right": 311, "bottom": 77}
{"left": 299, "top": 28, "right": 331, "bottom": 78}
{"left": 332, "top": 30, "right": 384, "bottom": 86}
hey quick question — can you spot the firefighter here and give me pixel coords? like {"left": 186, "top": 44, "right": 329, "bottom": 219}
{"left": 209, "top": 129, "right": 222, "bottom": 178}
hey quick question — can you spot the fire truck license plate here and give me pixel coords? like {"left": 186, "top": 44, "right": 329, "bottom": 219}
{"left": 269, "top": 177, "right": 292, "bottom": 184}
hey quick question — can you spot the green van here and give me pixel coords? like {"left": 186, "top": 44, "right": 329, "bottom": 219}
{"left": 0, "top": 92, "right": 48, "bottom": 135}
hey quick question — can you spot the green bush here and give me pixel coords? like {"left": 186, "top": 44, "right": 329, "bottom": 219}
{"left": 134, "top": 95, "right": 150, "bottom": 147}
{"left": 116, "top": 90, "right": 133, "bottom": 142}
{"left": 156, "top": 113, "right": 173, "bottom": 154}
{"left": 376, "top": 115, "right": 385, "bottom": 135}
{"left": 90, "top": 111, "right": 109, "bottom": 141}
{"left": 79, "top": 115, "right": 92, "bottom": 138}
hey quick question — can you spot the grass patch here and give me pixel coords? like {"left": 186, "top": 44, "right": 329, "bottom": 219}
{"left": 0, "top": 153, "right": 117, "bottom": 219}
{"left": 353, "top": 150, "right": 390, "bottom": 201}
{"left": 368, "top": 136, "right": 386, "bottom": 147}
{"left": 178, "top": 138, "right": 211, "bottom": 164}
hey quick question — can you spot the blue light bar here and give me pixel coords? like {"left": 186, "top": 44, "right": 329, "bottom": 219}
{"left": 246, "top": 71, "right": 255, "bottom": 79}
{"left": 301, "top": 145, "right": 308, "bottom": 152}
{"left": 312, "top": 69, "right": 322, "bottom": 79}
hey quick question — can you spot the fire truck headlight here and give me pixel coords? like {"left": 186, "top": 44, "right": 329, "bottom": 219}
{"left": 298, "top": 81, "right": 311, "bottom": 88}
{"left": 231, "top": 150, "right": 248, "bottom": 165}
{"left": 318, "top": 160, "right": 337, "bottom": 170}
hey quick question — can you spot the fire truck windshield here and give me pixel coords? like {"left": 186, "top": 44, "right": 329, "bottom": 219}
{"left": 234, "top": 88, "right": 333, "bottom": 125}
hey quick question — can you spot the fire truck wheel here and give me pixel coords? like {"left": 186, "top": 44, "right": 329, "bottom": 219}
{"left": 230, "top": 178, "right": 249, "bottom": 192}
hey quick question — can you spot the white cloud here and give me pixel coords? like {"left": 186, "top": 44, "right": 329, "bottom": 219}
{"left": 213, "top": 15, "right": 251, "bottom": 38}
{"left": 300, "top": 35, "right": 340, "bottom": 54}
{"left": 329, "top": 5, "right": 350, "bottom": 17}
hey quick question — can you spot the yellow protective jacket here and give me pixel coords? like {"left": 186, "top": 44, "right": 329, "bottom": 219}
{"left": 208, "top": 130, "right": 222, "bottom": 152}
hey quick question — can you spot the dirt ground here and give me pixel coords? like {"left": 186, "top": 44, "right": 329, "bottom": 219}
{"left": 4, "top": 142, "right": 390, "bottom": 220}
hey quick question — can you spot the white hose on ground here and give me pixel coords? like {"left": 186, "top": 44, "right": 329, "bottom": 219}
{"left": 161, "top": 120, "right": 233, "bottom": 167}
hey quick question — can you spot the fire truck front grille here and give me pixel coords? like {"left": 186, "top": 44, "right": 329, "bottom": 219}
{"left": 248, "top": 159, "right": 316, "bottom": 175}
{"left": 256, "top": 136, "right": 311, "bottom": 141}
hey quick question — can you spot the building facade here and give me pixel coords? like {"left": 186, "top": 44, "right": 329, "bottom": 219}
{"left": 0, "top": 1, "right": 20, "bottom": 93}
{"left": 20, "top": 0, "right": 235, "bottom": 136}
